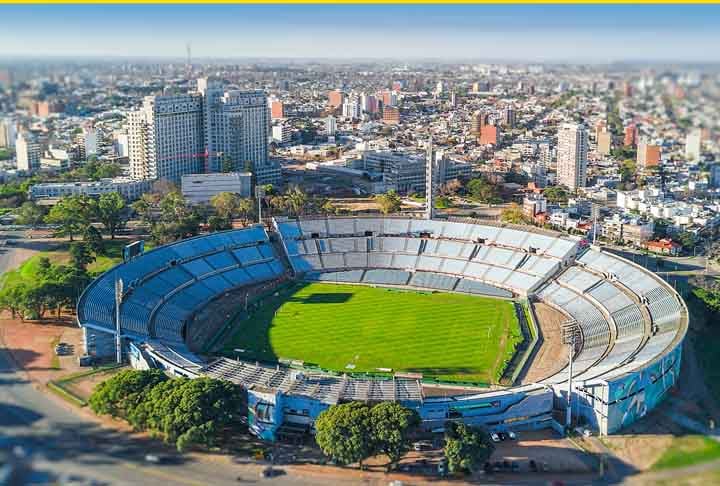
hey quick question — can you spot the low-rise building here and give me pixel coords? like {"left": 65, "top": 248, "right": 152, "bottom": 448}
{"left": 360, "top": 150, "right": 471, "bottom": 194}
{"left": 30, "top": 177, "right": 151, "bottom": 202}
{"left": 601, "top": 214, "right": 654, "bottom": 246}
{"left": 181, "top": 172, "right": 252, "bottom": 204}
{"left": 644, "top": 238, "right": 682, "bottom": 256}
{"left": 39, "top": 147, "right": 70, "bottom": 172}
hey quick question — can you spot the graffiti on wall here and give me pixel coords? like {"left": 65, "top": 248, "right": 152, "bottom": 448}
{"left": 606, "top": 343, "right": 682, "bottom": 433}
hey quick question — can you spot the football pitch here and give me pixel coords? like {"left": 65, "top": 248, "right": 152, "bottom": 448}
{"left": 222, "top": 282, "right": 523, "bottom": 384}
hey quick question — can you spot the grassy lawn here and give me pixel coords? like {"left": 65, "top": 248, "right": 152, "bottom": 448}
{"left": 223, "top": 282, "right": 522, "bottom": 384}
{"left": 0, "top": 237, "right": 148, "bottom": 289}
{"left": 652, "top": 435, "right": 720, "bottom": 470}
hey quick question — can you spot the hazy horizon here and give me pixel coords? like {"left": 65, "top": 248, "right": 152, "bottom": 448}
{"left": 1, "top": 4, "right": 719, "bottom": 63}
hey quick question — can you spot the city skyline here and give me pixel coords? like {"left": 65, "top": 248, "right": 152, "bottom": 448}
{"left": 1, "top": 4, "right": 719, "bottom": 62}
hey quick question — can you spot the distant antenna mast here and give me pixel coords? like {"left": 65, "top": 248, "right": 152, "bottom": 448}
{"left": 186, "top": 42, "right": 192, "bottom": 77}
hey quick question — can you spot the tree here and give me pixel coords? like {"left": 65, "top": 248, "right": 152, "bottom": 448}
{"left": 676, "top": 231, "right": 696, "bottom": 251}
{"left": 501, "top": 202, "right": 526, "bottom": 224}
{"left": 370, "top": 402, "right": 420, "bottom": 471}
{"left": 45, "top": 195, "right": 95, "bottom": 241}
{"left": 0, "top": 283, "right": 28, "bottom": 320}
{"left": 375, "top": 190, "right": 402, "bottom": 215}
{"left": 284, "top": 186, "right": 309, "bottom": 217}
{"left": 314, "top": 197, "right": 337, "bottom": 216}
{"left": 83, "top": 225, "right": 104, "bottom": 256}
{"left": 543, "top": 186, "right": 569, "bottom": 204}
{"left": 15, "top": 201, "right": 45, "bottom": 228}
{"left": 149, "top": 191, "right": 201, "bottom": 244}
{"left": 151, "top": 179, "right": 179, "bottom": 198}
{"left": 97, "top": 192, "right": 126, "bottom": 239}
{"left": 210, "top": 192, "right": 240, "bottom": 221}
{"left": 131, "top": 195, "right": 154, "bottom": 224}
{"left": 443, "top": 422, "right": 494, "bottom": 475}
{"left": 435, "top": 196, "right": 452, "bottom": 209}
{"left": 89, "top": 369, "right": 168, "bottom": 418}
{"left": 653, "top": 219, "right": 670, "bottom": 239}
{"left": 128, "top": 377, "right": 245, "bottom": 451}
{"left": 235, "top": 197, "right": 254, "bottom": 224}
{"left": 504, "top": 169, "right": 528, "bottom": 185}
{"left": 439, "top": 179, "right": 462, "bottom": 197}
{"left": 207, "top": 214, "right": 231, "bottom": 232}
{"left": 268, "top": 194, "right": 286, "bottom": 215}
{"left": 691, "top": 276, "right": 720, "bottom": 314}
{"left": 619, "top": 159, "right": 637, "bottom": 184}
{"left": 315, "top": 402, "right": 374, "bottom": 468}
{"left": 466, "top": 177, "right": 499, "bottom": 203}
{"left": 220, "top": 156, "right": 235, "bottom": 173}
{"left": 69, "top": 242, "right": 95, "bottom": 270}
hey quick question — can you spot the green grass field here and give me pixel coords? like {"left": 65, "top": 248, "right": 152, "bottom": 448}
{"left": 652, "top": 435, "right": 720, "bottom": 470}
{"left": 222, "top": 282, "right": 523, "bottom": 384}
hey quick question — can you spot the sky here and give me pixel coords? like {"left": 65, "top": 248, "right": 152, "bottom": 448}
{"left": 0, "top": 4, "right": 719, "bottom": 63}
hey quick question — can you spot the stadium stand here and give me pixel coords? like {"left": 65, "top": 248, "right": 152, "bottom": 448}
{"left": 78, "top": 217, "right": 687, "bottom": 438}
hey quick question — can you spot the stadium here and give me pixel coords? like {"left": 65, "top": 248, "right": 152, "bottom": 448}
{"left": 77, "top": 216, "right": 688, "bottom": 442}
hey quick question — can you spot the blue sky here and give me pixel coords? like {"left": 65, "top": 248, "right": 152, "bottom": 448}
{"left": 0, "top": 4, "right": 718, "bottom": 62}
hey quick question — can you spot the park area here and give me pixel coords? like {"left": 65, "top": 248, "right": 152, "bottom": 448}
{"left": 223, "top": 282, "right": 522, "bottom": 384}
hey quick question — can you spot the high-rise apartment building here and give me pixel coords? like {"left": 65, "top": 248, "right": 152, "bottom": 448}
{"left": 325, "top": 116, "right": 337, "bottom": 136}
{"left": 624, "top": 124, "right": 638, "bottom": 147}
{"left": 342, "top": 98, "right": 361, "bottom": 119}
{"left": 382, "top": 106, "right": 400, "bottom": 125}
{"left": 198, "top": 79, "right": 273, "bottom": 181}
{"left": 479, "top": 124, "right": 499, "bottom": 145}
{"left": 597, "top": 129, "right": 612, "bottom": 155}
{"left": 381, "top": 90, "right": 397, "bottom": 108}
{"left": 128, "top": 93, "right": 205, "bottom": 183}
{"left": 361, "top": 94, "right": 378, "bottom": 114}
{"left": 685, "top": 128, "right": 702, "bottom": 161}
{"left": 128, "top": 78, "right": 278, "bottom": 185}
{"left": 328, "top": 90, "right": 344, "bottom": 109}
{"left": 15, "top": 132, "right": 41, "bottom": 173}
{"left": 556, "top": 123, "right": 588, "bottom": 190}
{"left": 502, "top": 107, "right": 516, "bottom": 128}
{"left": 0, "top": 117, "right": 17, "bottom": 148}
{"left": 637, "top": 138, "right": 661, "bottom": 169}
{"left": 471, "top": 111, "right": 488, "bottom": 138}
{"left": 270, "top": 100, "right": 285, "bottom": 119}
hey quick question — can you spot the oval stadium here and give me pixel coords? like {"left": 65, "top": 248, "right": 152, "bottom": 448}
{"left": 77, "top": 216, "right": 688, "bottom": 442}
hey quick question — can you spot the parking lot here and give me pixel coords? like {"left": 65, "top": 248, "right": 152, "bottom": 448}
{"left": 487, "top": 429, "right": 597, "bottom": 475}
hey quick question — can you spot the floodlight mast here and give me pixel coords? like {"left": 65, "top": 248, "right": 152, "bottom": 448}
{"left": 256, "top": 185, "right": 265, "bottom": 224}
{"left": 115, "top": 278, "right": 124, "bottom": 364}
{"left": 562, "top": 319, "right": 580, "bottom": 430}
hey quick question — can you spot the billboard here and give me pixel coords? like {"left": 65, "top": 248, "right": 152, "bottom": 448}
{"left": 123, "top": 240, "right": 145, "bottom": 262}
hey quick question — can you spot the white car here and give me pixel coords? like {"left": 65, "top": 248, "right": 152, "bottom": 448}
{"left": 490, "top": 432, "right": 501, "bottom": 443}
{"left": 412, "top": 440, "right": 432, "bottom": 451}
{"left": 508, "top": 431, "right": 517, "bottom": 440}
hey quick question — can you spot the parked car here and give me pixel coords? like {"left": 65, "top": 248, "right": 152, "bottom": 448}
{"left": 490, "top": 432, "right": 501, "bottom": 443}
{"left": 508, "top": 430, "right": 517, "bottom": 440}
{"left": 413, "top": 440, "right": 432, "bottom": 451}
{"left": 144, "top": 454, "right": 162, "bottom": 464}
{"left": 260, "top": 466, "right": 281, "bottom": 478}
{"left": 54, "top": 344, "right": 71, "bottom": 356}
